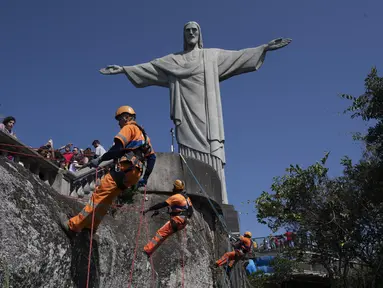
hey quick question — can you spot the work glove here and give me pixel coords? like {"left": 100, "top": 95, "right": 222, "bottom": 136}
{"left": 137, "top": 178, "right": 147, "bottom": 188}
{"left": 151, "top": 210, "right": 160, "bottom": 218}
{"left": 89, "top": 157, "right": 101, "bottom": 168}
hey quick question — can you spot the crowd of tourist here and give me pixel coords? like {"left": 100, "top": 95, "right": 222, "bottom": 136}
{"left": 253, "top": 230, "right": 315, "bottom": 252}
{"left": 35, "top": 140, "right": 107, "bottom": 172}
{"left": 0, "top": 115, "right": 107, "bottom": 172}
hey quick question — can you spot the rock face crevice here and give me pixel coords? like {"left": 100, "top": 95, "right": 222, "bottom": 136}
{"left": 0, "top": 157, "right": 228, "bottom": 288}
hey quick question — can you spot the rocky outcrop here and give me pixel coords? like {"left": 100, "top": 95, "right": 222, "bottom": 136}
{"left": 0, "top": 157, "right": 230, "bottom": 288}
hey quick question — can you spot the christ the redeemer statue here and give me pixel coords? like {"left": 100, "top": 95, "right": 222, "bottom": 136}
{"left": 100, "top": 21, "right": 291, "bottom": 204}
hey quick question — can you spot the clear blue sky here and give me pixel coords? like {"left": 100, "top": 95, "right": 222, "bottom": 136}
{"left": 1, "top": 0, "right": 382, "bottom": 237}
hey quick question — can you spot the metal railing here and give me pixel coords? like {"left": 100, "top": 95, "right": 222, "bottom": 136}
{"left": 252, "top": 234, "right": 316, "bottom": 253}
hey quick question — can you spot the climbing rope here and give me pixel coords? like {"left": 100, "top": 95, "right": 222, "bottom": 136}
{"left": 127, "top": 185, "right": 147, "bottom": 288}
{"left": 86, "top": 167, "right": 99, "bottom": 288}
{"left": 179, "top": 154, "right": 232, "bottom": 238}
{"left": 0, "top": 148, "right": 48, "bottom": 159}
{"left": 179, "top": 154, "right": 234, "bottom": 288}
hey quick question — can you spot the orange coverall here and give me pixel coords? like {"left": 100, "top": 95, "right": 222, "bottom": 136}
{"left": 216, "top": 236, "right": 253, "bottom": 268}
{"left": 144, "top": 193, "right": 193, "bottom": 256}
{"left": 68, "top": 121, "right": 155, "bottom": 232}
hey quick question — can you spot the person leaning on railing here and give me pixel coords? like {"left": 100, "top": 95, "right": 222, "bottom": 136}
{"left": 0, "top": 116, "right": 17, "bottom": 138}
{"left": 0, "top": 116, "right": 17, "bottom": 161}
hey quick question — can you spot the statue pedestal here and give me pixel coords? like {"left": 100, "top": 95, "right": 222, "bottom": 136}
{"left": 145, "top": 152, "right": 240, "bottom": 234}
{"left": 146, "top": 152, "right": 222, "bottom": 202}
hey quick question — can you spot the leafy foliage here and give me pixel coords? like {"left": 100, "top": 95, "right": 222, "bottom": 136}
{"left": 255, "top": 68, "right": 383, "bottom": 287}
{"left": 341, "top": 67, "right": 383, "bottom": 157}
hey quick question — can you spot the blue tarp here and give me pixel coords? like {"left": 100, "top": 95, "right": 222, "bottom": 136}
{"left": 245, "top": 256, "right": 276, "bottom": 275}
{"left": 246, "top": 259, "right": 256, "bottom": 275}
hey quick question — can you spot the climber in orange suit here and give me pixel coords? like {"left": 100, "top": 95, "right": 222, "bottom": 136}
{"left": 58, "top": 105, "right": 156, "bottom": 237}
{"left": 215, "top": 231, "right": 254, "bottom": 272}
{"left": 142, "top": 180, "right": 193, "bottom": 257}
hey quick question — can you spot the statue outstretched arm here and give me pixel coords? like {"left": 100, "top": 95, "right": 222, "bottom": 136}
{"left": 217, "top": 38, "right": 292, "bottom": 81}
{"left": 99, "top": 63, "right": 169, "bottom": 88}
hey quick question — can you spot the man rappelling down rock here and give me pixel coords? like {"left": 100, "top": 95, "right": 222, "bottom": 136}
{"left": 142, "top": 179, "right": 193, "bottom": 257}
{"left": 215, "top": 231, "right": 254, "bottom": 276}
{"left": 58, "top": 105, "right": 156, "bottom": 237}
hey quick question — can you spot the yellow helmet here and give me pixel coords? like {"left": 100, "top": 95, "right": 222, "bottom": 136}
{"left": 244, "top": 231, "right": 252, "bottom": 238}
{"left": 115, "top": 106, "right": 136, "bottom": 120}
{"left": 173, "top": 179, "right": 185, "bottom": 191}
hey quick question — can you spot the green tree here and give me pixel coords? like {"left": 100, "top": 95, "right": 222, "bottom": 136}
{"left": 255, "top": 68, "right": 383, "bottom": 287}
{"left": 341, "top": 67, "right": 383, "bottom": 158}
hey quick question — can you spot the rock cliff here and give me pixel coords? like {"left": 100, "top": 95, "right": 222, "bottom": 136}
{"left": 0, "top": 157, "right": 228, "bottom": 288}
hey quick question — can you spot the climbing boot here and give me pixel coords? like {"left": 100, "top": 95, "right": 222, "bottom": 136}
{"left": 225, "top": 266, "right": 232, "bottom": 278}
{"left": 58, "top": 213, "right": 77, "bottom": 239}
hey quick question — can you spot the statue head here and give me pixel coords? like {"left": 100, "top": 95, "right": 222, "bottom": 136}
{"left": 183, "top": 21, "right": 203, "bottom": 51}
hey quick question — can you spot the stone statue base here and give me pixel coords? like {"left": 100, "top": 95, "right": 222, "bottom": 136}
{"left": 179, "top": 145, "right": 228, "bottom": 204}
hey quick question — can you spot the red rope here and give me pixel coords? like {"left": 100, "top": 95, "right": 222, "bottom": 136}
{"left": 0, "top": 148, "right": 47, "bottom": 159}
{"left": 0, "top": 144, "right": 91, "bottom": 161}
{"left": 86, "top": 167, "right": 98, "bottom": 288}
{"left": 128, "top": 185, "right": 147, "bottom": 288}
{"left": 0, "top": 143, "right": 56, "bottom": 160}
{"left": 0, "top": 143, "right": 41, "bottom": 149}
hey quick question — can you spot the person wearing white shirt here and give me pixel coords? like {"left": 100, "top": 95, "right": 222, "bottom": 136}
{"left": 92, "top": 140, "right": 106, "bottom": 158}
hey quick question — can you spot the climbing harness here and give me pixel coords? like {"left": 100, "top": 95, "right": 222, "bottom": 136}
{"left": 119, "top": 122, "right": 152, "bottom": 169}
{"left": 108, "top": 122, "right": 151, "bottom": 190}
{"left": 168, "top": 192, "right": 194, "bottom": 219}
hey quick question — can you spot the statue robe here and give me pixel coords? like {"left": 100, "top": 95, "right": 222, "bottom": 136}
{"left": 123, "top": 46, "right": 266, "bottom": 203}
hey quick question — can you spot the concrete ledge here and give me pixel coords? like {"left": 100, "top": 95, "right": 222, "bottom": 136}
{"left": 0, "top": 131, "right": 72, "bottom": 192}
{"left": 145, "top": 152, "right": 223, "bottom": 204}
{"left": 221, "top": 204, "right": 240, "bottom": 234}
